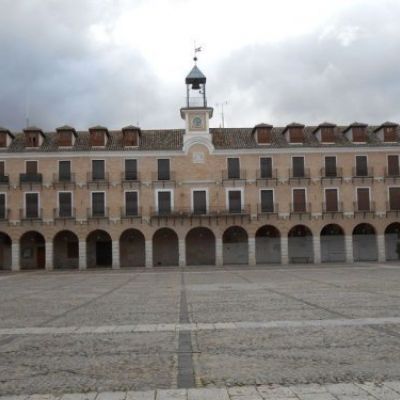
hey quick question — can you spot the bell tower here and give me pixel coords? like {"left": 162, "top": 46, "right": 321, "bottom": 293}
{"left": 180, "top": 58, "right": 213, "bottom": 145}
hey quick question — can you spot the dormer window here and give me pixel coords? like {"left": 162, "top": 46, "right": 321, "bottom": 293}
{"left": 345, "top": 123, "right": 368, "bottom": 143}
{"left": 0, "top": 132, "right": 7, "bottom": 148}
{"left": 384, "top": 126, "right": 397, "bottom": 142}
{"left": 24, "top": 127, "right": 44, "bottom": 148}
{"left": 122, "top": 126, "right": 140, "bottom": 147}
{"left": 56, "top": 125, "right": 77, "bottom": 147}
{"left": 0, "top": 128, "right": 13, "bottom": 148}
{"left": 284, "top": 123, "right": 305, "bottom": 144}
{"left": 314, "top": 123, "right": 336, "bottom": 143}
{"left": 89, "top": 126, "right": 108, "bottom": 147}
{"left": 253, "top": 123, "right": 272, "bottom": 145}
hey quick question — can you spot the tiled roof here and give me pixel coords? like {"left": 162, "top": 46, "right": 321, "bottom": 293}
{"left": 0, "top": 125, "right": 399, "bottom": 153}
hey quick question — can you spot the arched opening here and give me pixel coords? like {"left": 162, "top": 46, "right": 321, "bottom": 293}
{"left": 385, "top": 223, "right": 400, "bottom": 261}
{"left": 120, "top": 229, "right": 145, "bottom": 267}
{"left": 353, "top": 223, "right": 377, "bottom": 262}
{"left": 288, "top": 225, "right": 313, "bottom": 263}
{"left": 186, "top": 227, "right": 216, "bottom": 266}
{"left": 53, "top": 230, "right": 79, "bottom": 269}
{"left": 223, "top": 226, "right": 248, "bottom": 265}
{"left": 320, "top": 224, "right": 345, "bottom": 263}
{"left": 255, "top": 225, "right": 281, "bottom": 264}
{"left": 20, "top": 231, "right": 45, "bottom": 270}
{"left": 153, "top": 228, "right": 179, "bottom": 266}
{"left": 0, "top": 233, "right": 12, "bottom": 270}
{"left": 86, "top": 230, "right": 112, "bottom": 268}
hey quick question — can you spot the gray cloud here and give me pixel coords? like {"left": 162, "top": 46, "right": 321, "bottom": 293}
{"left": 1, "top": 1, "right": 400, "bottom": 131}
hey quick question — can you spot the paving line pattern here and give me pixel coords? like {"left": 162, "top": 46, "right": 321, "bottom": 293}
{"left": 2, "top": 381, "right": 400, "bottom": 399}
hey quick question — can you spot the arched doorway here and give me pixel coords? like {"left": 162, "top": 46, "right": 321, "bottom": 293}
{"left": 20, "top": 231, "right": 45, "bottom": 270}
{"left": 385, "top": 223, "right": 400, "bottom": 261}
{"left": 288, "top": 225, "right": 313, "bottom": 263}
{"left": 186, "top": 227, "right": 216, "bottom": 266}
{"left": 255, "top": 225, "right": 281, "bottom": 264}
{"left": 353, "top": 223, "right": 377, "bottom": 261}
{"left": 0, "top": 233, "right": 11, "bottom": 270}
{"left": 321, "top": 224, "right": 345, "bottom": 263}
{"left": 120, "top": 229, "right": 145, "bottom": 267}
{"left": 153, "top": 228, "right": 179, "bottom": 266}
{"left": 86, "top": 230, "right": 112, "bottom": 268}
{"left": 53, "top": 230, "right": 79, "bottom": 269}
{"left": 223, "top": 226, "right": 248, "bottom": 265}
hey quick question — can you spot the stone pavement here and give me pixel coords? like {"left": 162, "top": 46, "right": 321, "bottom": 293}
{"left": 2, "top": 381, "right": 400, "bottom": 399}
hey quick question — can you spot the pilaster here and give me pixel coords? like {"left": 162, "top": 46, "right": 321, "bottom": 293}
{"left": 179, "top": 239, "right": 186, "bottom": 267}
{"left": 45, "top": 242, "right": 53, "bottom": 271}
{"left": 248, "top": 237, "right": 256, "bottom": 266}
{"left": 313, "top": 236, "right": 321, "bottom": 264}
{"left": 112, "top": 240, "right": 120, "bottom": 269}
{"left": 79, "top": 241, "right": 87, "bottom": 270}
{"left": 11, "top": 243, "right": 20, "bottom": 271}
{"left": 216, "top": 238, "right": 223, "bottom": 266}
{"left": 145, "top": 240, "right": 153, "bottom": 268}
{"left": 345, "top": 235, "right": 353, "bottom": 264}
{"left": 377, "top": 234, "right": 386, "bottom": 263}
{"left": 281, "top": 236, "right": 289, "bottom": 265}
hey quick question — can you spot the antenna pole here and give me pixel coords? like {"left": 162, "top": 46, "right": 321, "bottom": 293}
{"left": 216, "top": 101, "right": 228, "bottom": 128}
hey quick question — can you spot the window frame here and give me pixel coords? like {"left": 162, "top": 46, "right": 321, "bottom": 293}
{"left": 24, "top": 191, "right": 40, "bottom": 218}
{"left": 191, "top": 188, "right": 209, "bottom": 214}
{"left": 57, "top": 191, "right": 73, "bottom": 217}
{"left": 124, "top": 190, "right": 140, "bottom": 216}
{"left": 155, "top": 189, "right": 174, "bottom": 213}
{"left": 225, "top": 187, "right": 244, "bottom": 212}
{"left": 259, "top": 188, "right": 275, "bottom": 213}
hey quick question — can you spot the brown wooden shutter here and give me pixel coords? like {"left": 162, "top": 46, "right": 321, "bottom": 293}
{"left": 325, "top": 189, "right": 338, "bottom": 212}
{"left": 158, "top": 191, "right": 171, "bottom": 214}
{"left": 58, "top": 131, "right": 72, "bottom": 146}
{"left": 324, "top": 157, "right": 337, "bottom": 177}
{"left": 0, "top": 133, "right": 7, "bottom": 147}
{"left": 388, "top": 155, "right": 399, "bottom": 176}
{"left": 321, "top": 127, "right": 335, "bottom": 143}
{"left": 357, "top": 188, "right": 370, "bottom": 211}
{"left": 293, "top": 189, "right": 306, "bottom": 212}
{"left": 352, "top": 127, "right": 366, "bottom": 142}
{"left": 384, "top": 127, "right": 397, "bottom": 142}
{"left": 289, "top": 128, "right": 304, "bottom": 143}
{"left": 26, "top": 161, "right": 38, "bottom": 174}
{"left": 0, "top": 161, "right": 5, "bottom": 176}
{"left": 260, "top": 157, "right": 272, "bottom": 178}
{"left": 123, "top": 131, "right": 138, "bottom": 146}
{"left": 292, "top": 157, "right": 305, "bottom": 177}
{"left": 257, "top": 128, "right": 271, "bottom": 144}
{"left": 90, "top": 131, "right": 105, "bottom": 146}
{"left": 228, "top": 158, "right": 240, "bottom": 179}
{"left": 229, "top": 190, "right": 242, "bottom": 213}
{"left": 389, "top": 188, "right": 400, "bottom": 210}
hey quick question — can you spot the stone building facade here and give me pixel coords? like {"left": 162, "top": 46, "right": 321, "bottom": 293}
{"left": 0, "top": 64, "right": 399, "bottom": 271}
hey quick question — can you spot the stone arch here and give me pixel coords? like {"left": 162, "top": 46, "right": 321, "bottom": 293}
{"left": 186, "top": 227, "right": 216, "bottom": 266}
{"left": 320, "top": 224, "right": 345, "bottom": 263}
{"left": 86, "top": 230, "right": 112, "bottom": 268}
{"left": 0, "top": 232, "right": 12, "bottom": 270}
{"left": 153, "top": 228, "right": 179, "bottom": 267}
{"left": 53, "top": 230, "right": 79, "bottom": 269}
{"left": 223, "top": 226, "right": 248, "bottom": 265}
{"left": 353, "top": 223, "right": 377, "bottom": 262}
{"left": 288, "top": 225, "right": 313, "bottom": 263}
{"left": 20, "top": 231, "right": 45, "bottom": 270}
{"left": 385, "top": 222, "right": 400, "bottom": 261}
{"left": 120, "top": 229, "right": 145, "bottom": 267}
{"left": 255, "top": 225, "right": 281, "bottom": 264}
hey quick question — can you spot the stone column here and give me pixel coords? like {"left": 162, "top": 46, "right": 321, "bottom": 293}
{"left": 11, "top": 242, "right": 20, "bottom": 272}
{"left": 216, "top": 238, "right": 223, "bottom": 266}
{"left": 248, "top": 237, "right": 256, "bottom": 266}
{"left": 377, "top": 234, "right": 386, "bottom": 263}
{"left": 112, "top": 240, "right": 120, "bottom": 269}
{"left": 45, "top": 241, "right": 53, "bottom": 271}
{"left": 178, "top": 239, "right": 186, "bottom": 267}
{"left": 313, "top": 236, "right": 321, "bottom": 264}
{"left": 280, "top": 236, "right": 289, "bottom": 265}
{"left": 145, "top": 240, "right": 153, "bottom": 268}
{"left": 345, "top": 235, "right": 353, "bottom": 264}
{"left": 79, "top": 241, "right": 87, "bottom": 270}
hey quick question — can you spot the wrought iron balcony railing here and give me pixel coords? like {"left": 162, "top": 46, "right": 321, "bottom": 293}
{"left": 19, "top": 173, "right": 42, "bottom": 184}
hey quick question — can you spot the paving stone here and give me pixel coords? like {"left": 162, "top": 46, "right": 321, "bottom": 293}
{"left": 295, "top": 394, "right": 336, "bottom": 400}
{"left": 60, "top": 394, "right": 97, "bottom": 400}
{"left": 325, "top": 383, "right": 366, "bottom": 396}
{"left": 383, "top": 381, "right": 400, "bottom": 394}
{"left": 228, "top": 386, "right": 263, "bottom": 399}
{"left": 356, "top": 383, "right": 400, "bottom": 399}
{"left": 257, "top": 385, "right": 297, "bottom": 398}
{"left": 125, "top": 391, "right": 155, "bottom": 400}
{"left": 0, "top": 396, "right": 29, "bottom": 400}
{"left": 290, "top": 384, "right": 327, "bottom": 394}
{"left": 95, "top": 392, "right": 126, "bottom": 400}
{"left": 156, "top": 389, "right": 187, "bottom": 400}
{"left": 187, "top": 388, "right": 229, "bottom": 400}
{"left": 27, "top": 395, "right": 61, "bottom": 400}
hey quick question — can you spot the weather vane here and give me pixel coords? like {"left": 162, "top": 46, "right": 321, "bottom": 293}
{"left": 193, "top": 42, "right": 202, "bottom": 63}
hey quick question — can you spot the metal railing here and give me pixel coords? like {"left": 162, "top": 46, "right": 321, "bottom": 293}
{"left": 87, "top": 172, "right": 109, "bottom": 183}
{"left": 151, "top": 171, "right": 176, "bottom": 182}
{"left": 384, "top": 167, "right": 400, "bottom": 178}
{"left": 53, "top": 208, "right": 76, "bottom": 219}
{"left": 0, "top": 175, "right": 9, "bottom": 184}
{"left": 321, "top": 167, "right": 343, "bottom": 179}
{"left": 256, "top": 169, "right": 278, "bottom": 180}
{"left": 19, "top": 173, "right": 42, "bottom": 184}
{"left": 20, "top": 208, "right": 42, "bottom": 220}
{"left": 352, "top": 166, "right": 374, "bottom": 178}
{"left": 322, "top": 201, "right": 343, "bottom": 213}
{"left": 222, "top": 169, "right": 246, "bottom": 181}
{"left": 120, "top": 206, "right": 142, "bottom": 218}
{"left": 257, "top": 203, "right": 279, "bottom": 214}
{"left": 386, "top": 201, "right": 400, "bottom": 212}
{"left": 289, "top": 168, "right": 311, "bottom": 180}
{"left": 87, "top": 207, "right": 109, "bottom": 219}
{"left": 53, "top": 173, "right": 76, "bottom": 184}
{"left": 150, "top": 205, "right": 251, "bottom": 217}
{"left": 121, "top": 171, "right": 140, "bottom": 182}
{"left": 290, "top": 202, "right": 311, "bottom": 214}
{"left": 353, "top": 201, "right": 375, "bottom": 213}
{"left": 0, "top": 208, "right": 9, "bottom": 220}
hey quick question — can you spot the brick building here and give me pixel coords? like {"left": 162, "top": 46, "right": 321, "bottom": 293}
{"left": 0, "top": 63, "right": 399, "bottom": 271}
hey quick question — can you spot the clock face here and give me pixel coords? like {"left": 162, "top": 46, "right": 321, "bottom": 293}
{"left": 191, "top": 116, "right": 204, "bottom": 129}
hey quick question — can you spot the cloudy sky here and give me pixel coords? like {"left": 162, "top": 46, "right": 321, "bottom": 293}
{"left": 0, "top": 0, "right": 399, "bottom": 131}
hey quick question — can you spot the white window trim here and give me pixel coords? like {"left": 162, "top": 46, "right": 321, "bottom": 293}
{"left": 225, "top": 187, "right": 244, "bottom": 210}
{"left": 191, "top": 188, "right": 209, "bottom": 213}
{"left": 323, "top": 155, "right": 337, "bottom": 169}
{"left": 387, "top": 154, "right": 400, "bottom": 169}
{"left": 155, "top": 189, "right": 174, "bottom": 212}
{"left": 355, "top": 186, "right": 371, "bottom": 203}
{"left": 24, "top": 191, "right": 40, "bottom": 218}
{"left": 324, "top": 187, "right": 340, "bottom": 202}
{"left": 259, "top": 188, "right": 275, "bottom": 204}
{"left": 91, "top": 191, "right": 107, "bottom": 212}
{"left": 124, "top": 190, "right": 140, "bottom": 210}
{"left": 57, "top": 191, "right": 74, "bottom": 210}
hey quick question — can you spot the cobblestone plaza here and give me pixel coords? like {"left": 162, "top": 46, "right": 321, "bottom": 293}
{"left": 1, "top": 263, "right": 400, "bottom": 398}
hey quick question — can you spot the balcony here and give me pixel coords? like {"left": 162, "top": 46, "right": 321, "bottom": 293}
{"left": 0, "top": 175, "right": 10, "bottom": 186}
{"left": 352, "top": 167, "right": 374, "bottom": 182}
{"left": 53, "top": 207, "right": 76, "bottom": 220}
{"left": 87, "top": 172, "right": 109, "bottom": 188}
{"left": 257, "top": 203, "right": 279, "bottom": 219}
{"left": 87, "top": 207, "right": 109, "bottom": 220}
{"left": 320, "top": 167, "right": 343, "bottom": 183}
{"left": 121, "top": 171, "right": 141, "bottom": 188}
{"left": 353, "top": 201, "right": 375, "bottom": 217}
{"left": 289, "top": 168, "right": 311, "bottom": 183}
{"left": 19, "top": 173, "right": 42, "bottom": 186}
{"left": 386, "top": 202, "right": 400, "bottom": 217}
{"left": 322, "top": 202, "right": 344, "bottom": 218}
{"left": 20, "top": 208, "right": 42, "bottom": 222}
{"left": 384, "top": 167, "right": 400, "bottom": 182}
{"left": 53, "top": 173, "right": 76, "bottom": 187}
{"left": 222, "top": 169, "right": 246, "bottom": 185}
{"left": 120, "top": 206, "right": 142, "bottom": 220}
{"left": 0, "top": 208, "right": 9, "bottom": 222}
{"left": 256, "top": 169, "right": 278, "bottom": 186}
{"left": 290, "top": 202, "right": 311, "bottom": 219}
{"left": 151, "top": 171, "right": 176, "bottom": 188}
